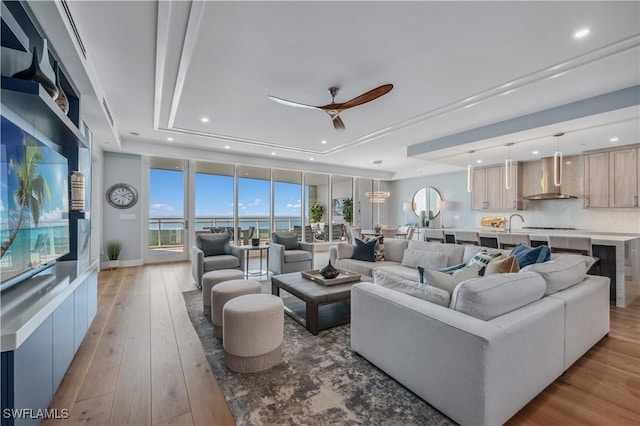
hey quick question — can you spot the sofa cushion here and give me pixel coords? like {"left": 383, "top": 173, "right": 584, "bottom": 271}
{"left": 276, "top": 234, "right": 299, "bottom": 250}
{"left": 336, "top": 243, "right": 355, "bottom": 260}
{"left": 407, "top": 241, "right": 465, "bottom": 267}
{"left": 521, "top": 254, "right": 595, "bottom": 295}
{"left": 363, "top": 236, "right": 384, "bottom": 261}
{"left": 401, "top": 249, "right": 448, "bottom": 270}
{"left": 352, "top": 238, "right": 377, "bottom": 262}
{"left": 424, "top": 264, "right": 481, "bottom": 295}
{"left": 376, "top": 264, "right": 422, "bottom": 282}
{"left": 450, "top": 271, "right": 546, "bottom": 320}
{"left": 335, "top": 258, "right": 399, "bottom": 277}
{"left": 197, "top": 233, "right": 230, "bottom": 256}
{"left": 203, "top": 255, "right": 240, "bottom": 271}
{"left": 283, "top": 249, "right": 312, "bottom": 263}
{"left": 383, "top": 239, "right": 410, "bottom": 263}
{"left": 373, "top": 270, "right": 450, "bottom": 307}
{"left": 511, "top": 243, "right": 550, "bottom": 268}
{"left": 468, "top": 250, "right": 504, "bottom": 275}
{"left": 485, "top": 255, "right": 520, "bottom": 275}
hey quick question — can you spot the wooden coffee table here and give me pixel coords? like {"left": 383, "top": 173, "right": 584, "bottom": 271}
{"left": 271, "top": 272, "right": 363, "bottom": 335}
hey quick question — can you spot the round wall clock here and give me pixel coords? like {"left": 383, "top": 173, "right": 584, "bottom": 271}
{"left": 106, "top": 183, "right": 138, "bottom": 209}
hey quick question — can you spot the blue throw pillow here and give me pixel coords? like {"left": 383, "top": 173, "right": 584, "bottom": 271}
{"left": 511, "top": 243, "right": 550, "bottom": 268}
{"left": 437, "top": 263, "right": 466, "bottom": 274}
{"left": 351, "top": 238, "right": 377, "bottom": 262}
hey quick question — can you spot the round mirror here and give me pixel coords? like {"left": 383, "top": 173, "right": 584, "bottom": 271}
{"left": 412, "top": 187, "right": 442, "bottom": 221}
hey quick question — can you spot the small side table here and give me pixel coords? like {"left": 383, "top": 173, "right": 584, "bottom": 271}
{"left": 239, "top": 244, "right": 270, "bottom": 278}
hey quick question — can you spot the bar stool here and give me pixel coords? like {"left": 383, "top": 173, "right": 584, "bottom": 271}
{"left": 423, "top": 229, "right": 445, "bottom": 243}
{"left": 547, "top": 236, "right": 600, "bottom": 274}
{"left": 454, "top": 231, "right": 480, "bottom": 245}
{"left": 497, "top": 233, "right": 531, "bottom": 250}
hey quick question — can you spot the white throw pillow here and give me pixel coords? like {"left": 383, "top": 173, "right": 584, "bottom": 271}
{"left": 373, "top": 270, "right": 450, "bottom": 307}
{"left": 424, "top": 264, "right": 481, "bottom": 295}
{"left": 336, "top": 243, "right": 354, "bottom": 260}
{"left": 450, "top": 271, "right": 546, "bottom": 320}
{"left": 521, "top": 254, "right": 595, "bottom": 295}
{"left": 468, "top": 249, "right": 504, "bottom": 273}
{"left": 401, "top": 249, "right": 448, "bottom": 270}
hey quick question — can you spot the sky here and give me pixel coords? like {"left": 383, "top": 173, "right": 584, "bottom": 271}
{"left": 1, "top": 116, "right": 68, "bottom": 229}
{"left": 149, "top": 169, "right": 306, "bottom": 218}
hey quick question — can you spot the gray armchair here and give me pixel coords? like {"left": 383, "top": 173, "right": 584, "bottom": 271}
{"left": 269, "top": 231, "right": 314, "bottom": 275}
{"left": 191, "top": 233, "right": 244, "bottom": 289}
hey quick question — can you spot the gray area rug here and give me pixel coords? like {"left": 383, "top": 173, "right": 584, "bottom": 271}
{"left": 182, "top": 286, "right": 456, "bottom": 426}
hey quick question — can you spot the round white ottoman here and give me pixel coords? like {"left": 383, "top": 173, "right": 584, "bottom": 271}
{"left": 223, "top": 294, "right": 284, "bottom": 373}
{"left": 201, "top": 269, "right": 244, "bottom": 319}
{"left": 211, "top": 279, "right": 262, "bottom": 339}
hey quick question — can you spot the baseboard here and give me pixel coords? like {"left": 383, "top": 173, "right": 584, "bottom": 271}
{"left": 100, "top": 259, "right": 143, "bottom": 269}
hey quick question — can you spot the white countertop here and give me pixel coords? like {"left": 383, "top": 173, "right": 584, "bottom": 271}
{"left": 1, "top": 260, "right": 99, "bottom": 351}
{"left": 442, "top": 228, "right": 639, "bottom": 244}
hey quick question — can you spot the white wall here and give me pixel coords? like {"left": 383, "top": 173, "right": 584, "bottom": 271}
{"left": 102, "top": 152, "right": 144, "bottom": 266}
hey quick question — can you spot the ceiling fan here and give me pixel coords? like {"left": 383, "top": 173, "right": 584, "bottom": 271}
{"left": 268, "top": 84, "right": 393, "bottom": 131}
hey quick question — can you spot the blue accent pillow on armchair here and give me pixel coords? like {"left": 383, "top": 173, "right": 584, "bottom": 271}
{"left": 511, "top": 243, "right": 550, "bottom": 268}
{"left": 351, "top": 238, "right": 377, "bottom": 262}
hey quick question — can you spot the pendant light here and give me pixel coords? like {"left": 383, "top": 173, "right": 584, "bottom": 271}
{"left": 553, "top": 133, "right": 564, "bottom": 187}
{"left": 504, "top": 143, "right": 514, "bottom": 190}
{"left": 467, "top": 150, "right": 474, "bottom": 193}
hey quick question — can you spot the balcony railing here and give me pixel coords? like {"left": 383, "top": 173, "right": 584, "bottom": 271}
{"left": 148, "top": 216, "right": 304, "bottom": 249}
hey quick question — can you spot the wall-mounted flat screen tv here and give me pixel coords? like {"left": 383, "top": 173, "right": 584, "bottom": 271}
{"left": 1, "top": 114, "right": 69, "bottom": 291}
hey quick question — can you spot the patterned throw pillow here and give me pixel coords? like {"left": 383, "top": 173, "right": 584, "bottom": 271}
{"left": 468, "top": 250, "right": 504, "bottom": 276}
{"left": 363, "top": 236, "right": 384, "bottom": 261}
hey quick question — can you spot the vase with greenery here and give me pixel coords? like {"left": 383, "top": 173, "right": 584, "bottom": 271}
{"left": 342, "top": 198, "right": 353, "bottom": 224}
{"left": 106, "top": 240, "right": 122, "bottom": 269}
{"left": 309, "top": 202, "right": 324, "bottom": 223}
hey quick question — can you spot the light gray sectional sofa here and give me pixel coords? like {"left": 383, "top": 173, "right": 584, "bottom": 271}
{"left": 331, "top": 238, "right": 610, "bottom": 426}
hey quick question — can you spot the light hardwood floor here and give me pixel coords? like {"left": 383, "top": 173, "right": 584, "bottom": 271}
{"left": 46, "top": 261, "right": 639, "bottom": 425}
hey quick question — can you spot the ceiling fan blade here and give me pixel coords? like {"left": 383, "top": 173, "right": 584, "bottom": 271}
{"left": 267, "top": 95, "right": 321, "bottom": 110}
{"left": 332, "top": 115, "right": 346, "bottom": 131}
{"left": 340, "top": 84, "right": 394, "bottom": 109}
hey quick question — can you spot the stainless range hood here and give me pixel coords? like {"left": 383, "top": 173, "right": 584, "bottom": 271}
{"left": 523, "top": 157, "right": 577, "bottom": 200}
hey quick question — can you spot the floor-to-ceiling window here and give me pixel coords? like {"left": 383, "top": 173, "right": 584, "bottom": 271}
{"left": 355, "top": 178, "right": 373, "bottom": 228}
{"left": 330, "top": 175, "right": 353, "bottom": 241}
{"left": 237, "top": 165, "right": 271, "bottom": 242}
{"left": 148, "top": 157, "right": 187, "bottom": 261}
{"left": 305, "top": 173, "right": 329, "bottom": 242}
{"left": 194, "top": 162, "right": 234, "bottom": 232}
{"left": 273, "top": 169, "right": 302, "bottom": 234}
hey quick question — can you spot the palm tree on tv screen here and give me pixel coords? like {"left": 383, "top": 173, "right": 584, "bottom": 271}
{"left": 1, "top": 137, "right": 52, "bottom": 259}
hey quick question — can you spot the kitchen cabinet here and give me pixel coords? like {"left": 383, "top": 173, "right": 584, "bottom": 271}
{"left": 471, "top": 163, "right": 522, "bottom": 211}
{"left": 584, "top": 145, "right": 639, "bottom": 208}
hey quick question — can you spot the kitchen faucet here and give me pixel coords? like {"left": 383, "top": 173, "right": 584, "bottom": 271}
{"left": 507, "top": 214, "right": 524, "bottom": 233}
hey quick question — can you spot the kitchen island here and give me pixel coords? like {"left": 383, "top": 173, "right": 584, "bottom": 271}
{"left": 438, "top": 228, "right": 639, "bottom": 308}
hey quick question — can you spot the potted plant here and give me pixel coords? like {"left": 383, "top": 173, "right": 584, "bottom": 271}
{"left": 309, "top": 202, "right": 324, "bottom": 224}
{"left": 106, "top": 240, "right": 122, "bottom": 269}
{"left": 342, "top": 198, "right": 353, "bottom": 224}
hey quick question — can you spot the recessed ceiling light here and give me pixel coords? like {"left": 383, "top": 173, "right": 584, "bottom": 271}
{"left": 167, "top": 137, "right": 173, "bottom": 141}
{"left": 309, "top": 157, "right": 314, "bottom": 161}
{"left": 201, "top": 117, "right": 209, "bottom": 123}
{"left": 271, "top": 152, "right": 276, "bottom": 156}
{"left": 224, "top": 145, "right": 230, "bottom": 149}
{"left": 532, "top": 150, "right": 539, "bottom": 155}
{"left": 321, "top": 140, "right": 327, "bottom": 144}
{"left": 609, "top": 137, "right": 619, "bottom": 142}
{"left": 574, "top": 28, "right": 590, "bottom": 39}
{"left": 476, "top": 159, "right": 482, "bottom": 164}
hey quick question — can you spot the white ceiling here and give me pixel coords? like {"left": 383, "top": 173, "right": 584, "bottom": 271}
{"left": 29, "top": 1, "right": 640, "bottom": 179}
